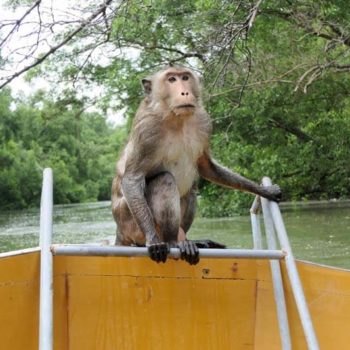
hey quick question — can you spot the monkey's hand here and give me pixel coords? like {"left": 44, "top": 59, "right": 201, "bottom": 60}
{"left": 262, "top": 184, "right": 282, "bottom": 202}
{"left": 147, "top": 242, "right": 170, "bottom": 263}
{"left": 177, "top": 240, "right": 200, "bottom": 265}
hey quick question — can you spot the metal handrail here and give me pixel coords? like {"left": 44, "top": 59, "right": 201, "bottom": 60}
{"left": 261, "top": 195, "right": 291, "bottom": 350}
{"left": 262, "top": 177, "right": 319, "bottom": 350}
{"left": 51, "top": 244, "right": 285, "bottom": 259}
{"left": 39, "top": 168, "right": 53, "bottom": 350}
{"left": 250, "top": 196, "right": 263, "bottom": 249}
{"left": 38, "top": 169, "right": 319, "bottom": 350}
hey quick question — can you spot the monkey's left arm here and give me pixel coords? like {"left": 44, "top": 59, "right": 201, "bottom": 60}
{"left": 197, "top": 153, "right": 282, "bottom": 202}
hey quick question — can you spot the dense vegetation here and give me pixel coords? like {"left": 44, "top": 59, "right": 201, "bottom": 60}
{"left": 1, "top": 0, "right": 350, "bottom": 216}
{"left": 0, "top": 90, "right": 126, "bottom": 209}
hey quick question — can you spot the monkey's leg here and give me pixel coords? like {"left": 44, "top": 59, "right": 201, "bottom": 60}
{"left": 177, "top": 186, "right": 199, "bottom": 265}
{"left": 146, "top": 172, "right": 181, "bottom": 263}
{"left": 180, "top": 185, "right": 197, "bottom": 233}
{"left": 146, "top": 173, "right": 200, "bottom": 265}
{"left": 113, "top": 196, "right": 146, "bottom": 246}
{"left": 178, "top": 187, "right": 226, "bottom": 257}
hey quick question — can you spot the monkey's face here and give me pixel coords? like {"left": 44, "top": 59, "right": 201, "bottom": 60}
{"left": 161, "top": 70, "right": 198, "bottom": 116}
{"left": 143, "top": 68, "right": 201, "bottom": 117}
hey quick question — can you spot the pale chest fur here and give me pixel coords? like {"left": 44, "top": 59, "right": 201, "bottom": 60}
{"left": 159, "top": 121, "right": 206, "bottom": 196}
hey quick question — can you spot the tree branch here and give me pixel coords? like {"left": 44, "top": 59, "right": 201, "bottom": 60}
{"left": 0, "top": 0, "right": 42, "bottom": 48}
{"left": 0, "top": 0, "right": 116, "bottom": 90}
{"left": 269, "top": 116, "right": 313, "bottom": 143}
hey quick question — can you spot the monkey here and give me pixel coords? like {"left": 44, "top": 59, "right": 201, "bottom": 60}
{"left": 111, "top": 65, "right": 281, "bottom": 265}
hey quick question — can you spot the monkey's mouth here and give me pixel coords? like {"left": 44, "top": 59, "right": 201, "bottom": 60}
{"left": 175, "top": 104, "right": 195, "bottom": 109}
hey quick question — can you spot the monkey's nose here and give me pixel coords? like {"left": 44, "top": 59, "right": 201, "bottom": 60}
{"left": 181, "top": 92, "right": 189, "bottom": 96}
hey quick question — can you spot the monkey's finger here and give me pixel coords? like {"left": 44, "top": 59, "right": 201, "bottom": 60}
{"left": 159, "top": 243, "right": 170, "bottom": 263}
{"left": 160, "top": 243, "right": 169, "bottom": 263}
{"left": 148, "top": 244, "right": 166, "bottom": 263}
{"left": 189, "top": 241, "right": 200, "bottom": 265}
{"left": 148, "top": 245, "right": 158, "bottom": 262}
{"left": 182, "top": 241, "right": 188, "bottom": 262}
{"left": 159, "top": 245, "right": 166, "bottom": 263}
{"left": 186, "top": 244, "right": 192, "bottom": 263}
{"left": 178, "top": 241, "right": 186, "bottom": 260}
{"left": 180, "top": 240, "right": 199, "bottom": 265}
{"left": 180, "top": 242, "right": 186, "bottom": 260}
{"left": 275, "top": 185, "right": 282, "bottom": 202}
{"left": 269, "top": 184, "right": 282, "bottom": 202}
{"left": 155, "top": 245, "right": 162, "bottom": 263}
{"left": 184, "top": 240, "right": 191, "bottom": 260}
{"left": 188, "top": 241, "right": 195, "bottom": 263}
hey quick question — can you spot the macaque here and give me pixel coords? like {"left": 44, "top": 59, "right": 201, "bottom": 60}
{"left": 111, "top": 66, "right": 281, "bottom": 265}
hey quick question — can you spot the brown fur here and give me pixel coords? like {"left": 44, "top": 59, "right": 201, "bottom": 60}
{"left": 111, "top": 66, "right": 281, "bottom": 262}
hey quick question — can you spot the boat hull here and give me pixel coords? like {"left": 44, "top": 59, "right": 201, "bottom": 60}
{"left": 0, "top": 249, "right": 349, "bottom": 349}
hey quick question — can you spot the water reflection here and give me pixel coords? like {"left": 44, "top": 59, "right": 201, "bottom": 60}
{"left": 0, "top": 201, "right": 349, "bottom": 269}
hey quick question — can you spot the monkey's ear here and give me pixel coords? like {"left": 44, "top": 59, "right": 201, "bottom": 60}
{"left": 141, "top": 78, "right": 152, "bottom": 95}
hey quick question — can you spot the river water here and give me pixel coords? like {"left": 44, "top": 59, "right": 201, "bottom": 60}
{"left": 0, "top": 201, "right": 349, "bottom": 269}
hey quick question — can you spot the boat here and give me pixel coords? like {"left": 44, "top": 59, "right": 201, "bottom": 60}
{"left": 0, "top": 169, "right": 349, "bottom": 349}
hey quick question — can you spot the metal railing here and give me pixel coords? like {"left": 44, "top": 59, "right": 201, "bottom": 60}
{"left": 51, "top": 244, "right": 285, "bottom": 259}
{"left": 261, "top": 177, "right": 319, "bottom": 349}
{"left": 38, "top": 168, "right": 319, "bottom": 350}
{"left": 39, "top": 168, "right": 53, "bottom": 350}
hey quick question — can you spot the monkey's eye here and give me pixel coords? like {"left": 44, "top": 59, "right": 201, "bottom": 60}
{"left": 182, "top": 75, "right": 189, "bottom": 81}
{"left": 168, "top": 76, "right": 176, "bottom": 83}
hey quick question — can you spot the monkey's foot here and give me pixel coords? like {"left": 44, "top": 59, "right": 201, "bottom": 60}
{"left": 148, "top": 243, "right": 170, "bottom": 263}
{"left": 192, "top": 239, "right": 226, "bottom": 249}
{"left": 177, "top": 240, "right": 199, "bottom": 265}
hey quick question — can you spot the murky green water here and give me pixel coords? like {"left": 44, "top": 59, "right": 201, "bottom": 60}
{"left": 0, "top": 201, "right": 349, "bottom": 269}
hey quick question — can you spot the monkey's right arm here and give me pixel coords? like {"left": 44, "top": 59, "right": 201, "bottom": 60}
{"left": 120, "top": 116, "right": 173, "bottom": 263}
{"left": 121, "top": 171, "right": 170, "bottom": 263}
{"left": 121, "top": 173, "right": 157, "bottom": 243}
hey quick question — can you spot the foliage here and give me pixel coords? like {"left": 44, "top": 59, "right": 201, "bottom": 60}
{"left": 0, "top": 89, "right": 126, "bottom": 209}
